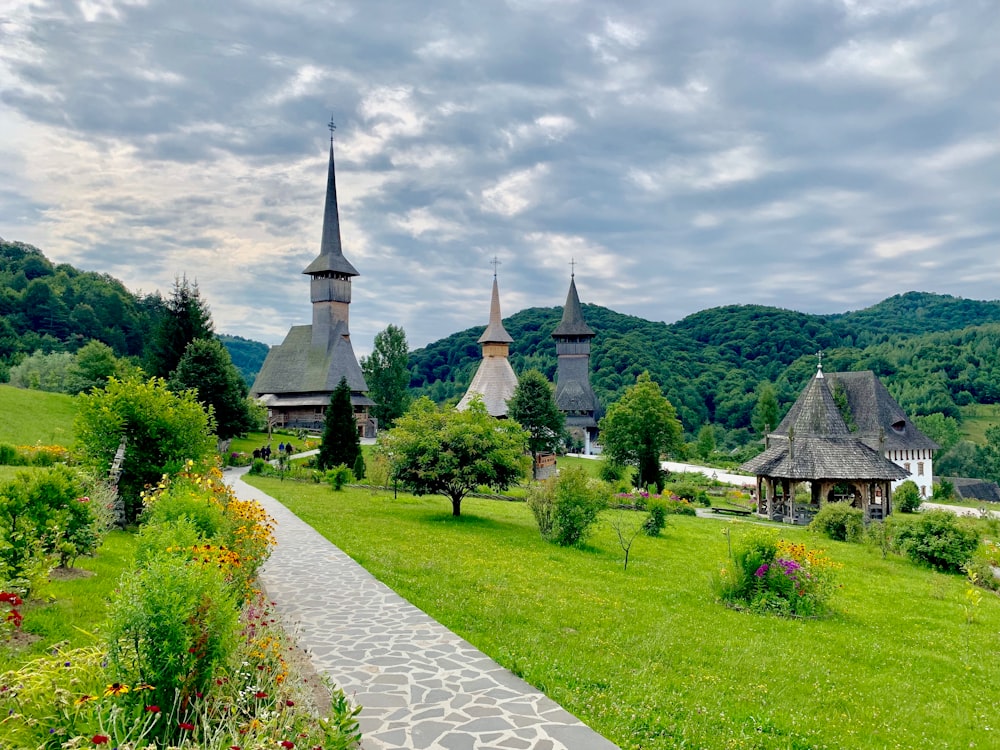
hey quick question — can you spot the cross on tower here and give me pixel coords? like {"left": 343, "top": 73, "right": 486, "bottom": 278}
{"left": 569, "top": 258, "right": 576, "bottom": 277}
{"left": 328, "top": 116, "right": 336, "bottom": 142}
{"left": 490, "top": 256, "right": 501, "bottom": 277}
{"left": 816, "top": 350, "right": 824, "bottom": 371}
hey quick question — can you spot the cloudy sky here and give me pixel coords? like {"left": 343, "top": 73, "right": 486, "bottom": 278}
{"left": 1, "top": 0, "right": 998, "bottom": 353}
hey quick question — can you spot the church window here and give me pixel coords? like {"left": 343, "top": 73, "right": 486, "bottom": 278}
{"left": 904, "top": 462, "right": 911, "bottom": 473}
{"left": 917, "top": 462, "right": 924, "bottom": 476}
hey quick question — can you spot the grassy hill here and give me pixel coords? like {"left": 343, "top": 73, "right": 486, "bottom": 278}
{"left": 0, "top": 385, "right": 76, "bottom": 446}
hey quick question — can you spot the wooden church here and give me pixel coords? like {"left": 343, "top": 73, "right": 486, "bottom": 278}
{"left": 250, "top": 131, "right": 376, "bottom": 437}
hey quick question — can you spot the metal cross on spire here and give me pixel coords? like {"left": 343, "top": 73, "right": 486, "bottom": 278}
{"left": 490, "top": 255, "right": 501, "bottom": 277}
{"left": 816, "top": 350, "right": 824, "bottom": 371}
{"left": 328, "top": 115, "right": 336, "bottom": 142}
{"left": 569, "top": 257, "right": 576, "bottom": 277}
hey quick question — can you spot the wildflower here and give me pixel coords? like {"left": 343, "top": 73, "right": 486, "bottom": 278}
{"left": 133, "top": 683, "right": 155, "bottom": 692}
{"left": 280, "top": 742, "right": 295, "bottom": 749}
{"left": 91, "top": 736, "right": 110, "bottom": 745}
{"left": 254, "top": 691, "right": 268, "bottom": 699}
{"left": 284, "top": 699, "right": 295, "bottom": 706}
{"left": 178, "top": 721, "right": 195, "bottom": 731}
{"left": 145, "top": 705, "right": 161, "bottom": 713}
{"left": 104, "top": 683, "right": 129, "bottom": 696}
{"left": 75, "top": 695, "right": 95, "bottom": 705}
{"left": 754, "top": 564, "right": 769, "bottom": 578}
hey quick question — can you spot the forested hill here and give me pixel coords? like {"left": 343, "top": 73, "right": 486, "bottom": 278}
{"left": 0, "top": 239, "right": 265, "bottom": 381}
{"left": 409, "top": 293, "right": 1000, "bottom": 436}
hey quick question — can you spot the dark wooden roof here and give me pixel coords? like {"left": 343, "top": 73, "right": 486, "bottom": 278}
{"left": 773, "top": 371, "right": 851, "bottom": 437}
{"left": 829, "top": 371, "right": 938, "bottom": 452}
{"left": 741, "top": 436, "right": 910, "bottom": 481}
{"left": 302, "top": 141, "right": 359, "bottom": 278}
{"left": 250, "top": 323, "right": 368, "bottom": 397}
{"left": 551, "top": 275, "right": 595, "bottom": 338}
{"left": 948, "top": 476, "right": 1000, "bottom": 503}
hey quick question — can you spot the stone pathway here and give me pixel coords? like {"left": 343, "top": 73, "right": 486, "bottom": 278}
{"left": 226, "top": 468, "right": 620, "bottom": 750}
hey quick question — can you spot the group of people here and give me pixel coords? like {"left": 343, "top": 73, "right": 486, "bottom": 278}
{"left": 252, "top": 441, "right": 296, "bottom": 461}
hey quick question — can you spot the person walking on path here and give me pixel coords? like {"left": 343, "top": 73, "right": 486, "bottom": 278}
{"left": 225, "top": 467, "right": 620, "bottom": 750}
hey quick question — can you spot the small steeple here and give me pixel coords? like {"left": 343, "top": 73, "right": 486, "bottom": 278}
{"left": 479, "top": 263, "right": 513, "bottom": 345}
{"left": 552, "top": 269, "right": 595, "bottom": 338}
{"left": 303, "top": 120, "right": 359, "bottom": 278}
{"left": 816, "top": 350, "right": 824, "bottom": 379}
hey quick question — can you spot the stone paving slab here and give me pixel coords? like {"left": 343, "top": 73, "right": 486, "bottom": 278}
{"left": 227, "top": 468, "right": 620, "bottom": 750}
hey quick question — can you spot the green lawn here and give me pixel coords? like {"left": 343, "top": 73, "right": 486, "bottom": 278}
{"left": 960, "top": 403, "right": 1000, "bottom": 444}
{"left": 246, "top": 476, "right": 1000, "bottom": 750}
{"left": 0, "top": 385, "right": 76, "bottom": 447}
{"left": 0, "top": 530, "right": 137, "bottom": 671}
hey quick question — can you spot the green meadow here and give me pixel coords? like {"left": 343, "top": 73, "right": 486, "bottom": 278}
{"left": 0, "top": 385, "right": 76, "bottom": 446}
{"left": 246, "top": 476, "right": 1000, "bottom": 750}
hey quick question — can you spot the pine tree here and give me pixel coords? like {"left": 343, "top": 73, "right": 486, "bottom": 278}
{"left": 318, "top": 377, "right": 361, "bottom": 471}
{"left": 170, "top": 338, "right": 254, "bottom": 440}
{"left": 507, "top": 369, "right": 565, "bottom": 458}
{"left": 148, "top": 275, "right": 214, "bottom": 378}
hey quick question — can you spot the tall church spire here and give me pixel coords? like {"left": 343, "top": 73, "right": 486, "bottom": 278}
{"left": 552, "top": 273, "right": 594, "bottom": 338}
{"left": 458, "top": 267, "right": 518, "bottom": 417}
{"left": 479, "top": 273, "right": 514, "bottom": 345}
{"left": 303, "top": 126, "right": 359, "bottom": 278}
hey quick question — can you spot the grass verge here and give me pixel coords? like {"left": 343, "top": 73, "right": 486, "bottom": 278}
{"left": 0, "top": 385, "right": 76, "bottom": 446}
{"left": 246, "top": 476, "right": 1000, "bottom": 750}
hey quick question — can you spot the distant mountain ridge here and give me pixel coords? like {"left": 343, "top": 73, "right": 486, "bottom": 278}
{"left": 410, "top": 292, "right": 1000, "bottom": 436}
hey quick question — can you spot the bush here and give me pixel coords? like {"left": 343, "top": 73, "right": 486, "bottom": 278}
{"left": 811, "top": 502, "right": 866, "bottom": 542}
{"left": 894, "top": 480, "right": 922, "bottom": 513}
{"left": 141, "top": 475, "right": 233, "bottom": 540}
{"left": 716, "top": 528, "right": 841, "bottom": 617}
{"left": 670, "top": 482, "right": 710, "bottom": 506}
{"left": 598, "top": 461, "right": 626, "bottom": 484}
{"left": 965, "top": 540, "right": 1000, "bottom": 592}
{"left": 326, "top": 464, "right": 355, "bottom": 491}
{"left": 0, "top": 444, "right": 23, "bottom": 466}
{"left": 106, "top": 553, "right": 240, "bottom": 737}
{"left": 643, "top": 496, "right": 668, "bottom": 536}
{"left": 892, "top": 510, "right": 980, "bottom": 572}
{"left": 527, "top": 465, "right": 609, "bottom": 546}
{"left": 353, "top": 451, "right": 366, "bottom": 481}
{"left": 0, "top": 466, "right": 100, "bottom": 593}
{"left": 248, "top": 457, "right": 268, "bottom": 475}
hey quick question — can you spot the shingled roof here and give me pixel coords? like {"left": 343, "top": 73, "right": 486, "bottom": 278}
{"left": 741, "top": 436, "right": 910, "bottom": 481}
{"left": 456, "top": 356, "right": 519, "bottom": 417}
{"left": 551, "top": 275, "right": 594, "bottom": 338}
{"left": 773, "top": 370, "right": 851, "bottom": 437}
{"left": 828, "top": 371, "right": 938, "bottom": 452}
{"left": 478, "top": 276, "right": 514, "bottom": 344}
{"left": 251, "top": 323, "right": 369, "bottom": 397}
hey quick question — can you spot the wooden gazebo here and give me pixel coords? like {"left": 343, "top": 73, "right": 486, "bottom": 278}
{"left": 740, "top": 365, "right": 909, "bottom": 524}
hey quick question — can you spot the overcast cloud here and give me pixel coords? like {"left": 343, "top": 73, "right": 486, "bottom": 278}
{"left": 1, "top": 0, "right": 998, "bottom": 353}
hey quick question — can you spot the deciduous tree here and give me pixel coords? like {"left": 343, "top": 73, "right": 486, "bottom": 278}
{"left": 380, "top": 396, "right": 529, "bottom": 516}
{"left": 75, "top": 377, "right": 216, "bottom": 523}
{"left": 361, "top": 324, "right": 412, "bottom": 430}
{"left": 598, "top": 372, "right": 683, "bottom": 491}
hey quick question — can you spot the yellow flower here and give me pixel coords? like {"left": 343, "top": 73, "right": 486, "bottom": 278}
{"left": 104, "top": 683, "right": 130, "bottom": 697}
{"left": 75, "top": 694, "right": 95, "bottom": 705}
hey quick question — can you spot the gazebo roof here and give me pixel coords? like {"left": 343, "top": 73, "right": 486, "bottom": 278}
{"left": 741, "top": 436, "right": 910, "bottom": 481}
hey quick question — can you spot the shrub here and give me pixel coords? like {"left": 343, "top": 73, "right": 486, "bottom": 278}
{"left": 106, "top": 553, "right": 240, "bottom": 739}
{"left": 248, "top": 457, "right": 268, "bottom": 475}
{"left": 643, "top": 496, "right": 668, "bottom": 536}
{"left": 527, "top": 465, "right": 609, "bottom": 546}
{"left": 0, "top": 443, "right": 23, "bottom": 466}
{"left": 965, "top": 540, "right": 1000, "bottom": 592}
{"left": 811, "top": 502, "right": 865, "bottom": 542}
{"left": 0, "top": 465, "right": 99, "bottom": 593}
{"left": 716, "top": 528, "right": 841, "bottom": 617}
{"left": 141, "top": 474, "right": 232, "bottom": 540}
{"left": 599, "top": 461, "right": 626, "bottom": 483}
{"left": 670, "top": 482, "right": 710, "bottom": 506}
{"left": 326, "top": 464, "right": 355, "bottom": 491}
{"left": 894, "top": 480, "right": 922, "bottom": 513}
{"left": 353, "top": 451, "right": 366, "bottom": 481}
{"left": 892, "top": 510, "right": 980, "bottom": 572}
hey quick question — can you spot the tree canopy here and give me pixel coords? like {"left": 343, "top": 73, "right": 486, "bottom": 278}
{"left": 599, "top": 372, "right": 684, "bottom": 490}
{"left": 507, "top": 369, "right": 565, "bottom": 458}
{"left": 379, "top": 396, "right": 529, "bottom": 516}
{"left": 147, "top": 275, "right": 214, "bottom": 378}
{"left": 170, "top": 338, "right": 255, "bottom": 440}
{"left": 74, "top": 377, "right": 216, "bottom": 522}
{"left": 361, "top": 324, "right": 412, "bottom": 430}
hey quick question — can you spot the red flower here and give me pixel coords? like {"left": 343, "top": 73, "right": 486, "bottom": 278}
{"left": 92, "top": 736, "right": 110, "bottom": 745}
{"left": 254, "top": 691, "right": 267, "bottom": 699}
{"left": 178, "top": 722, "right": 195, "bottom": 731}
{"left": 284, "top": 699, "right": 295, "bottom": 706}
{"left": 280, "top": 742, "right": 295, "bottom": 749}
{"left": 145, "top": 705, "right": 160, "bottom": 713}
